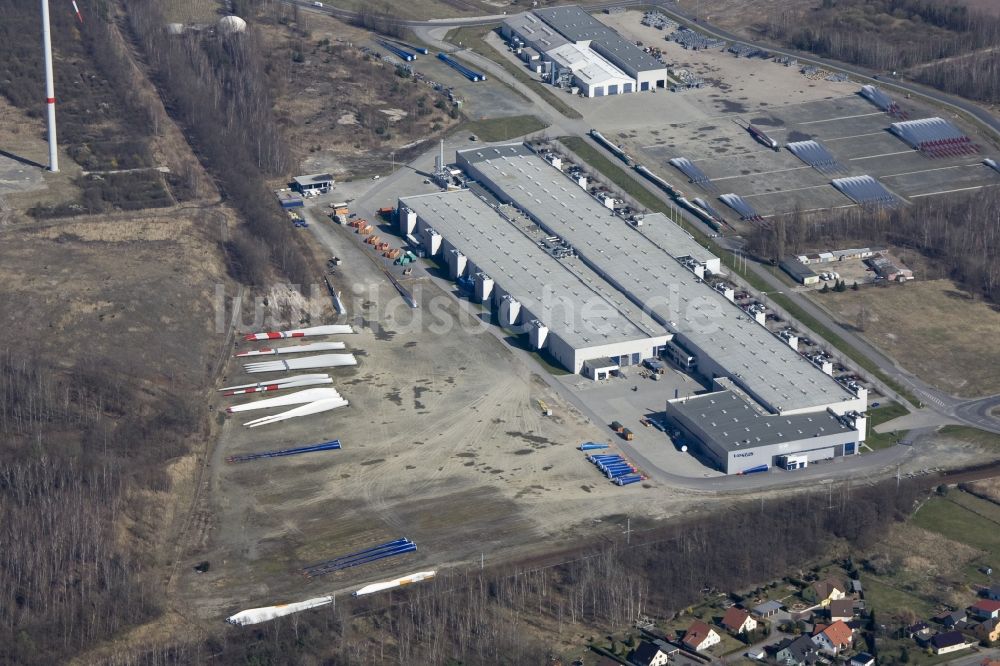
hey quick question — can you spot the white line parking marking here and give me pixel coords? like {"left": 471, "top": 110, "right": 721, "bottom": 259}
{"left": 880, "top": 163, "right": 982, "bottom": 179}
{"left": 849, "top": 150, "right": 916, "bottom": 161}
{"left": 823, "top": 131, "right": 888, "bottom": 142}
{"left": 911, "top": 184, "right": 998, "bottom": 198}
{"left": 741, "top": 183, "right": 832, "bottom": 198}
{"left": 798, "top": 112, "right": 886, "bottom": 125}
{"left": 711, "top": 166, "right": 811, "bottom": 181}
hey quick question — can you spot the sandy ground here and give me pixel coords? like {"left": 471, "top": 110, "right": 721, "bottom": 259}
{"left": 174, "top": 209, "right": 696, "bottom": 620}
{"left": 815, "top": 279, "right": 1000, "bottom": 399}
{"left": 0, "top": 209, "right": 231, "bottom": 383}
{"left": 0, "top": 99, "right": 82, "bottom": 215}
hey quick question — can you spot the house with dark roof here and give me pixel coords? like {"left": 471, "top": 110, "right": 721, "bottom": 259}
{"left": 811, "top": 620, "right": 854, "bottom": 655}
{"left": 774, "top": 635, "right": 818, "bottom": 666}
{"left": 974, "top": 617, "right": 1000, "bottom": 643}
{"left": 987, "top": 584, "right": 1000, "bottom": 601}
{"left": 804, "top": 578, "right": 846, "bottom": 607}
{"left": 970, "top": 599, "right": 1000, "bottom": 620}
{"left": 907, "top": 621, "right": 933, "bottom": 640}
{"left": 721, "top": 606, "right": 758, "bottom": 634}
{"left": 828, "top": 599, "right": 855, "bottom": 622}
{"left": 682, "top": 620, "right": 721, "bottom": 652}
{"left": 753, "top": 600, "right": 783, "bottom": 618}
{"left": 850, "top": 653, "right": 875, "bottom": 666}
{"left": 931, "top": 630, "right": 969, "bottom": 655}
{"left": 936, "top": 609, "right": 968, "bottom": 627}
{"left": 628, "top": 639, "right": 672, "bottom": 666}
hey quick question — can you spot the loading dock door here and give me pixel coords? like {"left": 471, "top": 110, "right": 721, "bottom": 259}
{"left": 594, "top": 86, "right": 605, "bottom": 97}
{"left": 624, "top": 82, "right": 633, "bottom": 93}
{"left": 608, "top": 84, "right": 619, "bottom": 95}
{"left": 640, "top": 81, "right": 649, "bottom": 91}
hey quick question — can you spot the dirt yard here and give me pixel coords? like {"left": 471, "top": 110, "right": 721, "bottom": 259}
{"left": 171, "top": 216, "right": 702, "bottom": 622}
{"left": 0, "top": 210, "right": 233, "bottom": 383}
{"left": 257, "top": 13, "right": 461, "bottom": 178}
{"left": 817, "top": 279, "right": 1000, "bottom": 398}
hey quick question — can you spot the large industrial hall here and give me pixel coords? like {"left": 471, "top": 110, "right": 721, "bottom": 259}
{"left": 399, "top": 142, "right": 869, "bottom": 473}
{"left": 397, "top": 188, "right": 669, "bottom": 375}
{"left": 501, "top": 6, "right": 669, "bottom": 96}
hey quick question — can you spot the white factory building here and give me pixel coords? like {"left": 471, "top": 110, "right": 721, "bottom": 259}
{"left": 397, "top": 189, "right": 669, "bottom": 375}
{"left": 502, "top": 6, "right": 668, "bottom": 96}
{"left": 443, "top": 142, "right": 867, "bottom": 472}
{"left": 665, "top": 379, "right": 865, "bottom": 475}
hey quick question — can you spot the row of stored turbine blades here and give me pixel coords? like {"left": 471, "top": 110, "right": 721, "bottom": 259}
{"left": 221, "top": 325, "right": 357, "bottom": 427}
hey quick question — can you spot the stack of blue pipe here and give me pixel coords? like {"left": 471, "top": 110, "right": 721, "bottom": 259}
{"left": 578, "top": 442, "right": 609, "bottom": 451}
{"left": 587, "top": 453, "right": 641, "bottom": 486}
{"left": 227, "top": 439, "right": 341, "bottom": 464}
{"left": 303, "top": 538, "right": 416, "bottom": 578}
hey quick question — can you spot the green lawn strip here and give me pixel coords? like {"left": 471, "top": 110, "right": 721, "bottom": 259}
{"left": 858, "top": 573, "right": 936, "bottom": 619}
{"left": 912, "top": 495, "right": 1000, "bottom": 559}
{"left": 444, "top": 25, "right": 583, "bottom": 119}
{"left": 938, "top": 425, "right": 1000, "bottom": 450}
{"left": 557, "top": 135, "right": 923, "bottom": 408}
{"left": 864, "top": 403, "right": 910, "bottom": 450}
{"left": 459, "top": 115, "right": 548, "bottom": 142}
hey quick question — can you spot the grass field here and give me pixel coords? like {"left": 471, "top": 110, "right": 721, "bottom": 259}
{"left": 913, "top": 494, "right": 1000, "bottom": 561}
{"left": 859, "top": 573, "right": 937, "bottom": 619}
{"left": 460, "top": 115, "right": 548, "bottom": 142}
{"left": 556, "top": 135, "right": 922, "bottom": 408}
{"left": 864, "top": 403, "right": 910, "bottom": 451}
{"left": 821, "top": 280, "right": 1000, "bottom": 398}
{"left": 162, "top": 0, "right": 223, "bottom": 23}
{"left": 939, "top": 425, "right": 1000, "bottom": 451}
{"left": 445, "top": 26, "right": 584, "bottom": 120}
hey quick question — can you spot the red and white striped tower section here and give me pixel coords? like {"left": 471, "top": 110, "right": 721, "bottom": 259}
{"left": 40, "top": 0, "right": 59, "bottom": 172}
{"left": 243, "top": 325, "right": 354, "bottom": 341}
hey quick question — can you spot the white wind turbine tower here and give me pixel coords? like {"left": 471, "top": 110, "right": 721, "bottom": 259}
{"left": 40, "top": 0, "right": 80, "bottom": 172}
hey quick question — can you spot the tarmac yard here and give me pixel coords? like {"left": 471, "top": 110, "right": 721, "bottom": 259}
{"left": 586, "top": 11, "right": 1000, "bottom": 227}
{"left": 618, "top": 93, "right": 1000, "bottom": 224}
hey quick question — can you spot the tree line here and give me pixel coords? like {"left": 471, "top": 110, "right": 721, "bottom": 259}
{"left": 126, "top": 0, "right": 311, "bottom": 286}
{"left": 913, "top": 51, "right": 1000, "bottom": 104}
{"left": 762, "top": 0, "right": 1000, "bottom": 73}
{"left": 746, "top": 187, "right": 1000, "bottom": 304}
{"left": 97, "top": 477, "right": 927, "bottom": 665}
{"left": 0, "top": 350, "right": 198, "bottom": 665}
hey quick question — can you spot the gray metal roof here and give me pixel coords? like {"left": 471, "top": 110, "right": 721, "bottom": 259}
{"left": 293, "top": 173, "right": 333, "bottom": 186}
{"left": 667, "top": 389, "right": 854, "bottom": 453}
{"left": 780, "top": 258, "right": 819, "bottom": 281}
{"left": 533, "top": 6, "right": 663, "bottom": 75}
{"left": 399, "top": 189, "right": 659, "bottom": 351}
{"left": 457, "top": 144, "right": 856, "bottom": 413}
{"left": 639, "top": 212, "right": 719, "bottom": 265}
{"left": 502, "top": 12, "right": 570, "bottom": 51}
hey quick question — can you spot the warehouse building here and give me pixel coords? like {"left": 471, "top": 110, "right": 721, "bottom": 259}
{"left": 455, "top": 143, "right": 865, "bottom": 419}
{"left": 780, "top": 257, "right": 821, "bottom": 286}
{"left": 502, "top": 5, "right": 668, "bottom": 95}
{"left": 665, "top": 379, "right": 864, "bottom": 474}
{"left": 292, "top": 173, "right": 334, "bottom": 195}
{"left": 397, "top": 189, "right": 669, "bottom": 374}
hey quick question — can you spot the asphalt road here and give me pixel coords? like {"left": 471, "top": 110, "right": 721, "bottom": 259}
{"left": 291, "top": 0, "right": 1000, "bottom": 440}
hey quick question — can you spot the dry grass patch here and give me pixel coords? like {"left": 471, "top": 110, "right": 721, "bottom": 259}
{"left": 967, "top": 478, "right": 1000, "bottom": 504}
{"left": 161, "top": 0, "right": 223, "bottom": 24}
{"left": 820, "top": 279, "right": 1000, "bottom": 397}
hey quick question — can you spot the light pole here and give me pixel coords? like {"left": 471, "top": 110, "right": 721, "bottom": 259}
{"left": 390, "top": 151, "right": 395, "bottom": 173}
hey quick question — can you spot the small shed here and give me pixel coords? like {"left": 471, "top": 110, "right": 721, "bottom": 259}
{"left": 584, "top": 357, "right": 620, "bottom": 381}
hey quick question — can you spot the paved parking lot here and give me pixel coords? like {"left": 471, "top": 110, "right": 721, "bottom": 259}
{"left": 618, "top": 93, "right": 1000, "bottom": 223}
